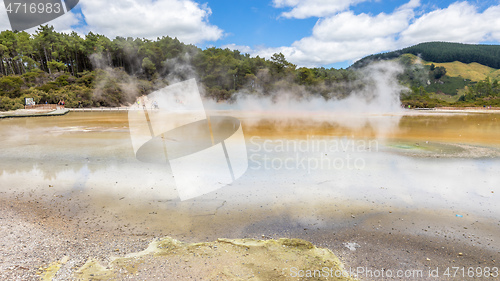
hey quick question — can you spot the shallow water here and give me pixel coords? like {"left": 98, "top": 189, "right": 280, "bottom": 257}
{"left": 1, "top": 111, "right": 499, "bottom": 247}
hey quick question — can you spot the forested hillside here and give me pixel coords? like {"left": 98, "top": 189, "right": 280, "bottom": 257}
{"left": 352, "top": 42, "right": 500, "bottom": 69}
{"left": 395, "top": 54, "right": 500, "bottom": 108}
{"left": 2, "top": 26, "right": 500, "bottom": 111}
{"left": 349, "top": 42, "right": 500, "bottom": 108}
{"left": 0, "top": 25, "right": 358, "bottom": 111}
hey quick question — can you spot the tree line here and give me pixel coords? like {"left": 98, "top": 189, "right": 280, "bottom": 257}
{"left": 0, "top": 26, "right": 361, "bottom": 110}
{"left": 459, "top": 77, "right": 500, "bottom": 105}
{"left": 2, "top": 26, "right": 499, "bottom": 111}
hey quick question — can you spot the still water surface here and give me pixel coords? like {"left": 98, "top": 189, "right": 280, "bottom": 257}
{"left": 0, "top": 111, "right": 499, "bottom": 240}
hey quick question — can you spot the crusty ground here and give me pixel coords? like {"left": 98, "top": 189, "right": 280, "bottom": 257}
{"left": 1, "top": 190, "right": 498, "bottom": 281}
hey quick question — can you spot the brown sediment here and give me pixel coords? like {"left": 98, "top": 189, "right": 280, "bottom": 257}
{"left": 236, "top": 111, "right": 500, "bottom": 146}
{"left": 4, "top": 110, "right": 498, "bottom": 145}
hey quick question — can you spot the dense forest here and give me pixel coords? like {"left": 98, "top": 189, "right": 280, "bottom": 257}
{"left": 1, "top": 26, "right": 499, "bottom": 111}
{"left": 0, "top": 25, "right": 360, "bottom": 111}
{"left": 352, "top": 42, "right": 500, "bottom": 70}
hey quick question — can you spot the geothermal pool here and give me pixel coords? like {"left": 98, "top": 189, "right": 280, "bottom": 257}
{"left": 1, "top": 110, "right": 499, "bottom": 279}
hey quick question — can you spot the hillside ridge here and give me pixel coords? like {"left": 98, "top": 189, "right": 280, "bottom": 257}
{"left": 351, "top": 42, "right": 500, "bottom": 69}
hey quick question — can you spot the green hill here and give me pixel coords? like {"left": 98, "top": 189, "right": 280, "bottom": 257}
{"left": 382, "top": 52, "right": 500, "bottom": 108}
{"left": 352, "top": 42, "right": 500, "bottom": 70}
{"left": 429, "top": 61, "right": 500, "bottom": 81}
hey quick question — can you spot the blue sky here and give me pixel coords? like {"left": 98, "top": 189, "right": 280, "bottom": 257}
{"left": 202, "top": 1, "right": 318, "bottom": 48}
{"left": 2, "top": 0, "right": 500, "bottom": 68}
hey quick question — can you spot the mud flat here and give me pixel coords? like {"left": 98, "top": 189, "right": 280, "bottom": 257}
{"left": 1, "top": 111, "right": 499, "bottom": 280}
{"left": 1, "top": 190, "right": 498, "bottom": 280}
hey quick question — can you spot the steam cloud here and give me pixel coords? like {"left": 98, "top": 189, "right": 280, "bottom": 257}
{"left": 204, "top": 61, "right": 406, "bottom": 114}
{"left": 90, "top": 47, "right": 408, "bottom": 126}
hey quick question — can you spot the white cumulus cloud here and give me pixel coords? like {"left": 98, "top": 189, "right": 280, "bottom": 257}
{"left": 233, "top": 0, "right": 500, "bottom": 67}
{"left": 0, "top": 4, "right": 12, "bottom": 31}
{"left": 273, "top": 0, "right": 369, "bottom": 19}
{"left": 25, "top": 11, "right": 83, "bottom": 35}
{"left": 400, "top": 2, "right": 500, "bottom": 45}
{"left": 80, "top": 0, "right": 223, "bottom": 44}
{"left": 221, "top": 44, "right": 254, "bottom": 54}
{"left": 254, "top": 0, "right": 417, "bottom": 66}
{"left": 1, "top": 0, "right": 222, "bottom": 45}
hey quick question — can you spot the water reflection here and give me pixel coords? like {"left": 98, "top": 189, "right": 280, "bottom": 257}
{"left": 0, "top": 111, "right": 499, "bottom": 217}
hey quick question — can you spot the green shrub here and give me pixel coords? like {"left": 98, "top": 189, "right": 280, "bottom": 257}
{"left": 0, "top": 76, "right": 24, "bottom": 98}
